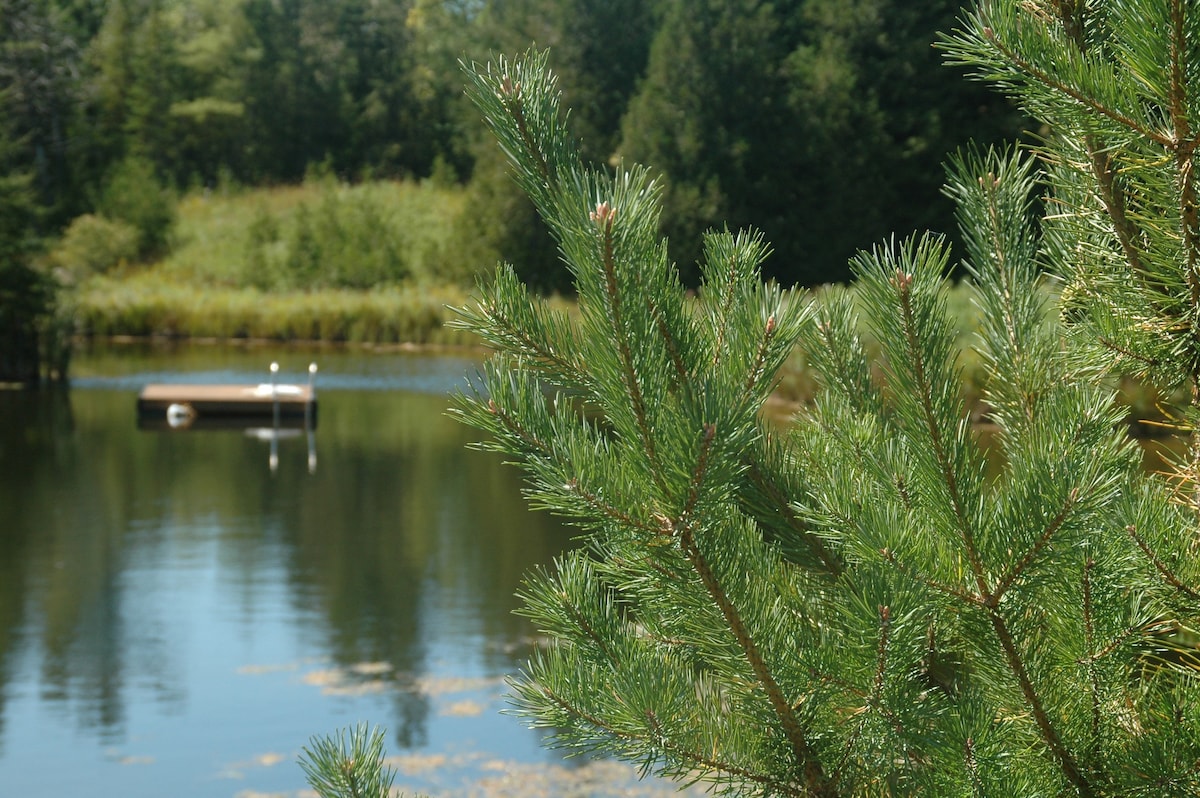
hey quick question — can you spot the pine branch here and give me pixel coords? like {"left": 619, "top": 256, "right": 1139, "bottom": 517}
{"left": 709, "top": 246, "right": 742, "bottom": 371}
{"left": 565, "top": 478, "right": 668, "bottom": 539}
{"left": 1167, "top": 0, "right": 1200, "bottom": 516}
{"left": 1087, "top": 143, "right": 1152, "bottom": 283}
{"left": 1081, "top": 557, "right": 1101, "bottom": 761}
{"left": 486, "top": 397, "right": 553, "bottom": 460}
{"left": 741, "top": 315, "right": 778, "bottom": 401}
{"left": 831, "top": 605, "right": 896, "bottom": 787}
{"left": 592, "top": 200, "right": 663, "bottom": 489}
{"left": 642, "top": 710, "right": 815, "bottom": 798}
{"left": 1167, "top": 0, "right": 1200, "bottom": 406}
{"left": 964, "top": 737, "right": 985, "bottom": 798}
{"left": 979, "top": 169, "right": 1022, "bottom": 377}
{"left": 1080, "top": 619, "right": 1170, "bottom": 666}
{"left": 456, "top": 281, "right": 589, "bottom": 389}
{"left": 496, "top": 73, "right": 554, "bottom": 190}
{"left": 671, "top": 426, "right": 834, "bottom": 796}
{"left": 978, "top": 24, "right": 1172, "bottom": 147}
{"left": 1094, "top": 333, "right": 1162, "bottom": 368}
{"left": 988, "top": 605, "right": 1093, "bottom": 795}
{"left": 881, "top": 548, "right": 985, "bottom": 607}
{"left": 468, "top": 390, "right": 665, "bottom": 538}
{"left": 987, "top": 487, "right": 1079, "bottom": 606}
{"left": 676, "top": 521, "right": 833, "bottom": 795}
{"left": 459, "top": 30, "right": 1200, "bottom": 795}
{"left": 534, "top": 682, "right": 811, "bottom": 797}
{"left": 893, "top": 266, "right": 990, "bottom": 599}
{"left": 298, "top": 725, "right": 396, "bottom": 798}
{"left": 742, "top": 454, "right": 844, "bottom": 577}
{"left": 1127, "top": 523, "right": 1200, "bottom": 601}
{"left": 646, "top": 291, "right": 691, "bottom": 392}
{"left": 1055, "top": 0, "right": 1155, "bottom": 288}
{"left": 887, "top": 231, "right": 1092, "bottom": 791}
{"left": 807, "top": 295, "right": 883, "bottom": 418}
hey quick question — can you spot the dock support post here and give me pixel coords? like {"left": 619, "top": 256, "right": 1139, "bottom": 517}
{"left": 269, "top": 362, "right": 280, "bottom": 473}
{"left": 306, "top": 363, "right": 318, "bottom": 474}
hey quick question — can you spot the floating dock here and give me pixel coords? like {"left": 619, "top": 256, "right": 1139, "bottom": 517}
{"left": 138, "top": 383, "right": 315, "bottom": 416}
{"left": 137, "top": 363, "right": 318, "bottom": 429}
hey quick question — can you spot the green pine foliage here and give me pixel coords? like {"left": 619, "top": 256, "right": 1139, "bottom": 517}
{"left": 450, "top": 3, "right": 1200, "bottom": 794}
{"left": 0, "top": 82, "right": 66, "bottom": 384}
{"left": 95, "top": 154, "right": 176, "bottom": 258}
{"left": 944, "top": 0, "right": 1200, "bottom": 502}
{"left": 298, "top": 724, "right": 397, "bottom": 798}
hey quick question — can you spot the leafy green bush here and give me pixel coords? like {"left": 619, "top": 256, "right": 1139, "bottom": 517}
{"left": 48, "top": 214, "right": 141, "bottom": 282}
{"left": 240, "top": 179, "right": 475, "bottom": 290}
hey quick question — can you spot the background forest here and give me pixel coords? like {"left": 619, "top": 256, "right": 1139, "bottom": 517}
{"left": 1, "top": 0, "right": 1028, "bottom": 294}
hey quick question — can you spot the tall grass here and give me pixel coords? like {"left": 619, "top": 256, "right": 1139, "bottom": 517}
{"left": 76, "top": 273, "right": 477, "bottom": 345}
{"left": 70, "top": 176, "right": 493, "bottom": 345}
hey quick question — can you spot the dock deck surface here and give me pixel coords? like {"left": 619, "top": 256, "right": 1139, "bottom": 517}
{"left": 138, "top": 383, "right": 317, "bottom": 419}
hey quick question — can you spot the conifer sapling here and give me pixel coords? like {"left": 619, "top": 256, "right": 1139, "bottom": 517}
{"left": 451, "top": 3, "right": 1200, "bottom": 794}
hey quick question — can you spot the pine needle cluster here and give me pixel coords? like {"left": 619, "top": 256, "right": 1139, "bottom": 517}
{"left": 450, "top": 3, "right": 1200, "bottom": 795}
{"left": 298, "top": 723, "right": 397, "bottom": 798}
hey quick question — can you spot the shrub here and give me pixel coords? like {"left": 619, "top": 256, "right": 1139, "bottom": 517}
{"left": 48, "top": 214, "right": 141, "bottom": 282}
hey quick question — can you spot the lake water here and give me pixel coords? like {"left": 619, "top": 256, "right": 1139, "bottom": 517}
{"left": 0, "top": 342, "right": 697, "bottom": 798}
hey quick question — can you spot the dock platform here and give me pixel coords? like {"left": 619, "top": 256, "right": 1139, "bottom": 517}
{"left": 137, "top": 383, "right": 317, "bottom": 424}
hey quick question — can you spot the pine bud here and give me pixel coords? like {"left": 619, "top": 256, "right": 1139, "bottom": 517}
{"left": 589, "top": 201, "right": 616, "bottom": 227}
{"left": 498, "top": 75, "right": 521, "bottom": 99}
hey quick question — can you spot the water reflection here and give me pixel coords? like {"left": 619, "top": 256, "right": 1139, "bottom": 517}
{"left": 0, "top": 345, "right": 584, "bottom": 796}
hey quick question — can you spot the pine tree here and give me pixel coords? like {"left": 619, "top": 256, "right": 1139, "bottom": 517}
{"left": 452, "top": 2, "right": 1200, "bottom": 795}
{"left": 0, "top": 82, "right": 61, "bottom": 384}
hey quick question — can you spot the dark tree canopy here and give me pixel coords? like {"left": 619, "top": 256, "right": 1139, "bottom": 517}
{"left": 620, "top": 0, "right": 1028, "bottom": 285}
{"left": 0, "top": 0, "right": 1026, "bottom": 288}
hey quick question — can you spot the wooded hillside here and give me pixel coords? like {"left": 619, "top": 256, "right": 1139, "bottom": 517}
{"left": 1, "top": 0, "right": 1027, "bottom": 288}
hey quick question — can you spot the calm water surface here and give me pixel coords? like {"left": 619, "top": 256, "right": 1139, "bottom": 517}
{"left": 0, "top": 342, "right": 691, "bottom": 798}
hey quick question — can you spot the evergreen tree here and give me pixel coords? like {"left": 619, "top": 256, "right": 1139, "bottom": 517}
{"left": 446, "top": 0, "right": 660, "bottom": 293}
{"left": 620, "top": 0, "right": 792, "bottom": 284}
{"left": 0, "top": 84, "right": 61, "bottom": 383}
{"left": 451, "top": 1, "right": 1200, "bottom": 793}
{"left": 241, "top": 0, "right": 350, "bottom": 181}
{"left": 471, "top": 0, "right": 659, "bottom": 165}
{"left": 163, "top": 0, "right": 260, "bottom": 185}
{"left": 0, "top": 0, "right": 83, "bottom": 223}
{"left": 619, "top": 0, "right": 1027, "bottom": 287}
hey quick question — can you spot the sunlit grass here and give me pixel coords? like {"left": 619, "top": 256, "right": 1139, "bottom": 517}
{"left": 73, "top": 178, "right": 480, "bottom": 345}
{"left": 76, "top": 272, "right": 478, "bottom": 345}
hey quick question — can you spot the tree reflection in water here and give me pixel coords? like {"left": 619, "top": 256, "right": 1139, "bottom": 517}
{"left": 0, "top": 345, "right": 577, "bottom": 795}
